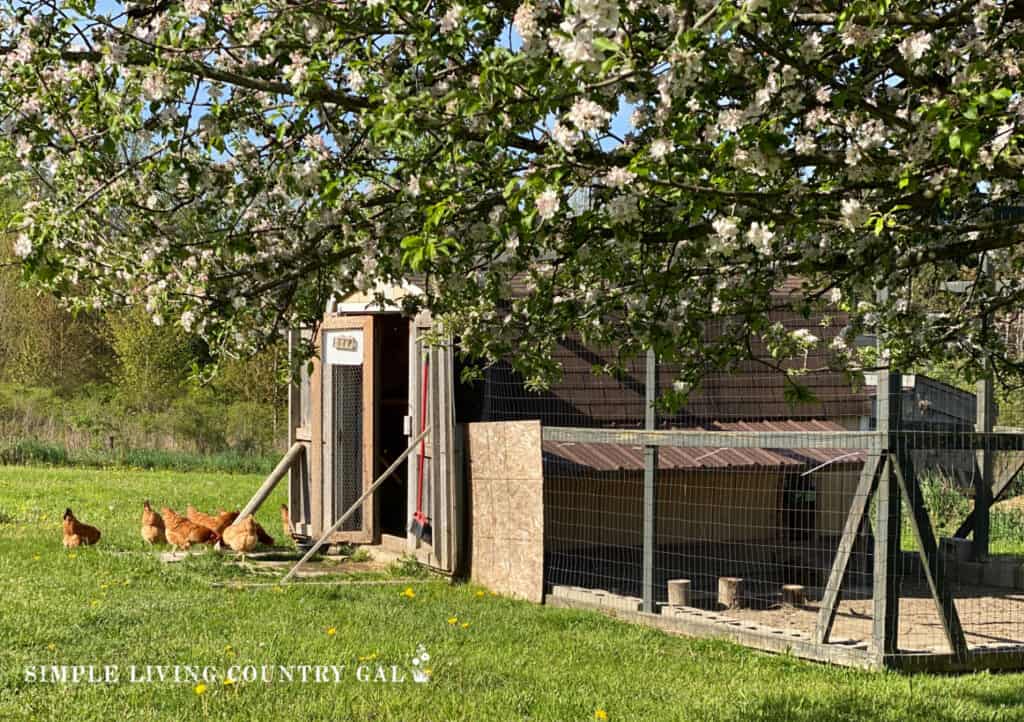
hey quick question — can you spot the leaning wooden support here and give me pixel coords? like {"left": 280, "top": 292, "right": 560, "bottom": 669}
{"left": 281, "top": 426, "right": 431, "bottom": 584}
{"left": 953, "top": 458, "right": 1024, "bottom": 540}
{"left": 814, "top": 453, "right": 884, "bottom": 644}
{"left": 892, "top": 454, "right": 969, "bottom": 658}
{"left": 233, "top": 441, "right": 305, "bottom": 524}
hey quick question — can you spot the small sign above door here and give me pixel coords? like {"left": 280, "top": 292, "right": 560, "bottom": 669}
{"left": 325, "top": 330, "right": 364, "bottom": 366}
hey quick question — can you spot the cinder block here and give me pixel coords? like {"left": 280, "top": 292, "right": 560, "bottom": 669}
{"left": 983, "top": 559, "right": 1018, "bottom": 589}
{"left": 940, "top": 537, "right": 973, "bottom": 563}
{"left": 958, "top": 561, "right": 984, "bottom": 586}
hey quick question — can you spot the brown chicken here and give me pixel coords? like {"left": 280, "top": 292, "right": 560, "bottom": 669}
{"left": 220, "top": 515, "right": 259, "bottom": 560}
{"left": 160, "top": 507, "right": 216, "bottom": 550}
{"left": 187, "top": 505, "right": 237, "bottom": 535}
{"left": 280, "top": 504, "right": 294, "bottom": 544}
{"left": 218, "top": 508, "right": 274, "bottom": 546}
{"left": 140, "top": 500, "right": 166, "bottom": 545}
{"left": 62, "top": 508, "right": 101, "bottom": 548}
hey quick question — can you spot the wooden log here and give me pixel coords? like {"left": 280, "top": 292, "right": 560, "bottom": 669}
{"left": 667, "top": 579, "right": 691, "bottom": 607}
{"left": 718, "top": 577, "right": 744, "bottom": 609}
{"left": 782, "top": 584, "right": 806, "bottom": 606}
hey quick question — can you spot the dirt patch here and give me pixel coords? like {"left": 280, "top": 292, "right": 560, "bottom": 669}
{"left": 726, "top": 584, "right": 1024, "bottom": 653}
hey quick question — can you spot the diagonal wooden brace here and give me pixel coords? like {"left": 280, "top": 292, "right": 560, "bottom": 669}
{"left": 892, "top": 453, "right": 969, "bottom": 658}
{"left": 814, "top": 453, "right": 885, "bottom": 644}
{"left": 953, "top": 458, "right": 1024, "bottom": 540}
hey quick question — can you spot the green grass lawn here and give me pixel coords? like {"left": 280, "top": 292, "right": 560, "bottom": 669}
{"left": 3, "top": 467, "right": 1024, "bottom": 721}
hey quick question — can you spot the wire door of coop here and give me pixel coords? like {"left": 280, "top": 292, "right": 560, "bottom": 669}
{"left": 312, "top": 315, "right": 376, "bottom": 543}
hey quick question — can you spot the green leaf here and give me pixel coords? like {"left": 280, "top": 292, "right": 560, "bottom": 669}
{"left": 948, "top": 130, "right": 961, "bottom": 150}
{"left": 991, "top": 87, "right": 1013, "bottom": 101}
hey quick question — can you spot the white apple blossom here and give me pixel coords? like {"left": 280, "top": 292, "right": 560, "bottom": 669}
{"left": 13, "top": 233, "right": 32, "bottom": 258}
{"left": 603, "top": 167, "right": 636, "bottom": 188}
{"left": 712, "top": 216, "right": 739, "bottom": 243}
{"left": 440, "top": 5, "right": 463, "bottom": 33}
{"left": 745, "top": 222, "right": 774, "bottom": 254}
{"left": 567, "top": 98, "right": 611, "bottom": 131}
{"left": 536, "top": 188, "right": 560, "bottom": 220}
{"left": 899, "top": 32, "right": 932, "bottom": 64}
{"left": 840, "top": 199, "right": 870, "bottom": 229}
{"left": 649, "top": 138, "right": 674, "bottom": 160}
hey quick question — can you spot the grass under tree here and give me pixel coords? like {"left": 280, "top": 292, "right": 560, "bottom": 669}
{"left": 2, "top": 466, "right": 1024, "bottom": 721}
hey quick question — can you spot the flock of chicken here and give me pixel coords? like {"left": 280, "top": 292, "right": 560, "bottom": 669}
{"left": 62, "top": 503, "right": 291, "bottom": 559}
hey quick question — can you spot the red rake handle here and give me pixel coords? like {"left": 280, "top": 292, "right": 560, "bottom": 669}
{"left": 414, "top": 355, "right": 429, "bottom": 518}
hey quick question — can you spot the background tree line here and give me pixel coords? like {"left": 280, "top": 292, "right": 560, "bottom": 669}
{"left": 0, "top": 242, "right": 287, "bottom": 465}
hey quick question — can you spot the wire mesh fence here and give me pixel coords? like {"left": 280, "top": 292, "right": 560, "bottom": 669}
{"left": 505, "top": 356, "right": 1024, "bottom": 669}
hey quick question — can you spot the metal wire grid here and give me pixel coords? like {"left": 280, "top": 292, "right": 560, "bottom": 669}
{"left": 541, "top": 417, "right": 1024, "bottom": 660}
{"left": 332, "top": 364, "right": 363, "bottom": 531}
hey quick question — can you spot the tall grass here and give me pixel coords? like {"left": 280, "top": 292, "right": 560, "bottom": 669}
{"left": 0, "top": 438, "right": 277, "bottom": 474}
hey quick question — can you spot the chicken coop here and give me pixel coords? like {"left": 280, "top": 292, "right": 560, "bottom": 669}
{"left": 281, "top": 281, "right": 1024, "bottom": 672}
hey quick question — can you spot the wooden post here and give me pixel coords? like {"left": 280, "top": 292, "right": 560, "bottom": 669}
{"left": 234, "top": 442, "right": 305, "bottom": 523}
{"left": 718, "top": 577, "right": 744, "bottom": 609}
{"left": 667, "top": 579, "right": 691, "bottom": 607}
{"left": 642, "top": 348, "right": 658, "bottom": 614}
{"left": 975, "top": 376, "right": 994, "bottom": 560}
{"left": 873, "top": 370, "right": 902, "bottom": 661}
{"left": 782, "top": 584, "right": 806, "bottom": 606}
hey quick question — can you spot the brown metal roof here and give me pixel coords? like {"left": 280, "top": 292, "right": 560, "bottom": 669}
{"left": 542, "top": 420, "right": 865, "bottom": 473}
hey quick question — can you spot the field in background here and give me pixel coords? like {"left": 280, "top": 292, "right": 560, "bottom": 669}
{"left": 2, "top": 468, "right": 1024, "bottom": 720}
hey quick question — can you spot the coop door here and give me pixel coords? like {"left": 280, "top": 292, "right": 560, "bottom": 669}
{"left": 319, "top": 317, "right": 375, "bottom": 543}
{"left": 409, "top": 326, "right": 461, "bottom": 573}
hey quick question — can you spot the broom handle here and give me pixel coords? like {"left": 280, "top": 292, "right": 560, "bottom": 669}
{"left": 281, "top": 425, "right": 431, "bottom": 584}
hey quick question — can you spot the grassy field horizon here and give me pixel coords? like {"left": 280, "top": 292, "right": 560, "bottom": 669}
{"left": 3, "top": 466, "right": 1024, "bottom": 721}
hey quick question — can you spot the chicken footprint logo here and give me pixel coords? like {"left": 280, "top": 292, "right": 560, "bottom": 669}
{"left": 409, "top": 644, "right": 431, "bottom": 683}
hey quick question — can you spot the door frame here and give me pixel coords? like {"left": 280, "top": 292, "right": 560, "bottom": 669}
{"left": 310, "top": 314, "right": 376, "bottom": 544}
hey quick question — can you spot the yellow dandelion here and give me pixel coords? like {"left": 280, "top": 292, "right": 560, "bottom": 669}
{"left": 447, "top": 617, "right": 458, "bottom": 625}
{"left": 401, "top": 587, "right": 416, "bottom": 599}
{"left": 47, "top": 643, "right": 56, "bottom": 652}
{"left": 223, "top": 677, "right": 236, "bottom": 686}
{"left": 90, "top": 599, "right": 100, "bottom": 607}
{"left": 194, "top": 683, "right": 207, "bottom": 695}
{"left": 475, "top": 590, "right": 485, "bottom": 598}
{"left": 68, "top": 553, "right": 77, "bottom": 559}
{"left": 327, "top": 627, "right": 337, "bottom": 636}
{"left": 358, "top": 652, "right": 378, "bottom": 662}
{"left": 461, "top": 622, "right": 471, "bottom": 629}
{"left": 100, "top": 583, "right": 109, "bottom": 590}
{"left": 33, "top": 554, "right": 41, "bottom": 561}
{"left": 424, "top": 668, "right": 432, "bottom": 677}
{"left": 595, "top": 710, "right": 608, "bottom": 721}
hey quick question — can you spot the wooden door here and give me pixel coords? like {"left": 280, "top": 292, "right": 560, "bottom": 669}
{"left": 311, "top": 315, "right": 376, "bottom": 543}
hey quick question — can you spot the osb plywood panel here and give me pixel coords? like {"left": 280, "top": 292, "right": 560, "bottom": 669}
{"left": 467, "top": 421, "right": 544, "bottom": 602}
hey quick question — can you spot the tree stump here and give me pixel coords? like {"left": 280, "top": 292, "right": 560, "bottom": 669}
{"left": 718, "top": 577, "right": 744, "bottom": 609}
{"left": 667, "top": 579, "right": 691, "bottom": 607}
{"left": 781, "top": 584, "right": 806, "bottom": 606}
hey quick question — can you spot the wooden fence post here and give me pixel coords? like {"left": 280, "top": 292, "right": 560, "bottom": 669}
{"left": 873, "top": 369, "right": 902, "bottom": 663}
{"left": 975, "top": 376, "right": 994, "bottom": 559}
{"left": 642, "top": 349, "right": 658, "bottom": 614}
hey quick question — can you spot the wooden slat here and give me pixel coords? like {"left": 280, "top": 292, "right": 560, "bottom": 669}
{"left": 814, "top": 453, "right": 884, "bottom": 644}
{"left": 541, "top": 426, "right": 882, "bottom": 450}
{"left": 891, "top": 453, "right": 969, "bottom": 659}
